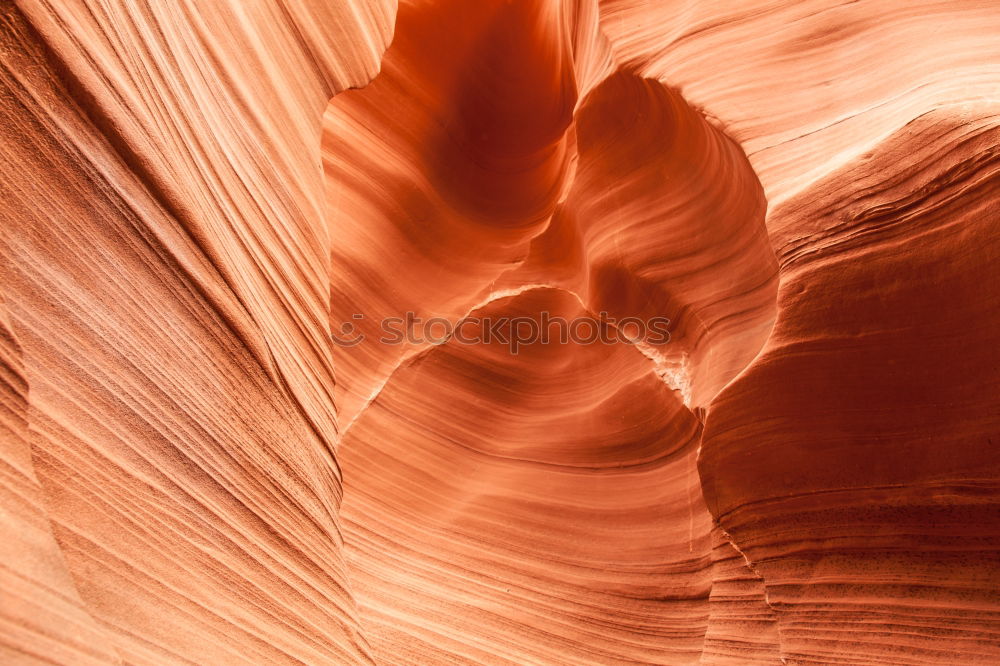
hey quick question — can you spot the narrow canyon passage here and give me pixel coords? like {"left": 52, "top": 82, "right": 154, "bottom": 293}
{"left": 323, "top": 1, "right": 780, "bottom": 661}
{"left": 2, "top": 0, "right": 999, "bottom": 664}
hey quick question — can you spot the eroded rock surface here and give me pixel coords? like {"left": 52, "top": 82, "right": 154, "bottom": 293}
{"left": 1, "top": 0, "right": 998, "bottom": 664}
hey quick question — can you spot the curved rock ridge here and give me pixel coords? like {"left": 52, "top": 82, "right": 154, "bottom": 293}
{"left": 700, "top": 108, "right": 1000, "bottom": 664}
{"left": 16, "top": 0, "right": 395, "bottom": 452}
{"left": 324, "top": 0, "right": 777, "bottom": 420}
{"left": 597, "top": 0, "right": 1000, "bottom": 208}
{"left": 493, "top": 71, "right": 778, "bottom": 408}
{"left": 338, "top": 288, "right": 738, "bottom": 663}
{"left": 2, "top": 0, "right": 1000, "bottom": 664}
{"left": 1, "top": 0, "right": 393, "bottom": 663}
{"left": 324, "top": 0, "right": 584, "bottom": 427}
{"left": 324, "top": 1, "right": 781, "bottom": 662}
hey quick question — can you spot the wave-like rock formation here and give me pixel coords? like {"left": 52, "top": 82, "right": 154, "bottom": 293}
{"left": 1, "top": 0, "right": 998, "bottom": 664}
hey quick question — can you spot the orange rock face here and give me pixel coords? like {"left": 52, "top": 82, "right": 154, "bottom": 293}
{"left": 1, "top": 0, "right": 998, "bottom": 664}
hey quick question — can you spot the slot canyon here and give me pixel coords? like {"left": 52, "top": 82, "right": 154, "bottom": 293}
{"left": 1, "top": 0, "right": 998, "bottom": 664}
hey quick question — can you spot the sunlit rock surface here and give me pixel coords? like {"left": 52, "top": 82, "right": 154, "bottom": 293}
{"left": 0, "top": 1, "right": 393, "bottom": 662}
{"left": 1, "top": 0, "right": 998, "bottom": 664}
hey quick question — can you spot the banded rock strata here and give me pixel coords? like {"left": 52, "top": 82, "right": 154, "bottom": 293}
{"left": 1, "top": 0, "right": 998, "bottom": 664}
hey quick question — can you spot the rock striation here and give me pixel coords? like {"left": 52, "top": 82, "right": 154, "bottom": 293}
{"left": 1, "top": 0, "right": 998, "bottom": 664}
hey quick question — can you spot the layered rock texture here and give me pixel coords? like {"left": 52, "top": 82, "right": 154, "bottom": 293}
{"left": 1, "top": 0, "right": 998, "bottom": 664}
